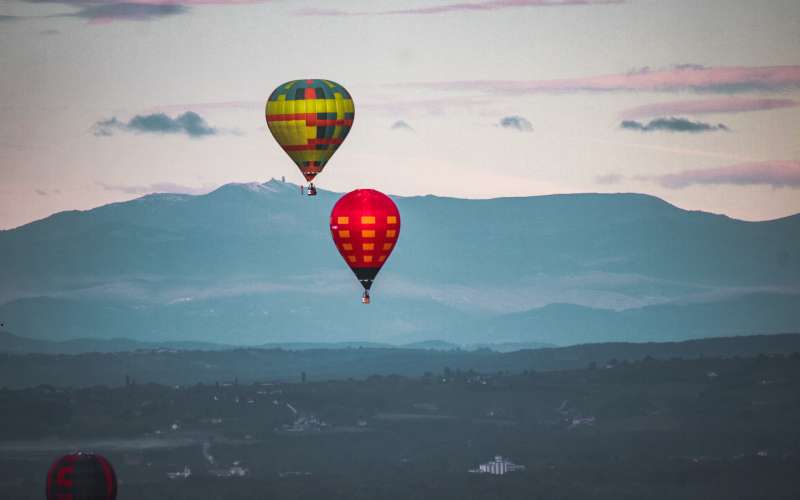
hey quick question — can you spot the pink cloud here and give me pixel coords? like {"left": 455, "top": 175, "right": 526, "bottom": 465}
{"left": 136, "top": 0, "right": 268, "bottom": 4}
{"left": 383, "top": 0, "right": 623, "bottom": 15}
{"left": 654, "top": 161, "right": 800, "bottom": 189}
{"left": 71, "top": 0, "right": 269, "bottom": 5}
{"left": 621, "top": 97, "right": 799, "bottom": 119}
{"left": 397, "top": 65, "right": 800, "bottom": 94}
{"left": 297, "top": 0, "right": 623, "bottom": 16}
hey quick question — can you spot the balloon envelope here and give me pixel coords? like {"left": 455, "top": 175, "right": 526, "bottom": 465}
{"left": 46, "top": 452, "right": 117, "bottom": 500}
{"left": 266, "top": 79, "right": 354, "bottom": 182}
{"left": 330, "top": 189, "right": 400, "bottom": 293}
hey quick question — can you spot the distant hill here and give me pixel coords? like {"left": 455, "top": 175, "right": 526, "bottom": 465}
{"left": 0, "top": 180, "right": 798, "bottom": 345}
{"left": 0, "top": 329, "right": 235, "bottom": 355}
{"left": 404, "top": 340, "right": 463, "bottom": 351}
{"left": 0, "top": 329, "right": 542, "bottom": 355}
{"left": 458, "top": 292, "right": 800, "bottom": 345}
{"left": 1, "top": 333, "right": 798, "bottom": 389}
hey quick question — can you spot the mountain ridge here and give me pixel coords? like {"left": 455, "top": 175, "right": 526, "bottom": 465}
{"left": 1, "top": 179, "right": 798, "bottom": 345}
{"left": 8, "top": 179, "right": 799, "bottom": 234}
{"left": 0, "top": 328, "right": 550, "bottom": 355}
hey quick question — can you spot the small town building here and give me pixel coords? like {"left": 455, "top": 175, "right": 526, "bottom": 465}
{"left": 469, "top": 456, "right": 525, "bottom": 475}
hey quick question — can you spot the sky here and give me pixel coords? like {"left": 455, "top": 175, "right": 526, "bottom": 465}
{"left": 0, "top": 0, "right": 799, "bottom": 229}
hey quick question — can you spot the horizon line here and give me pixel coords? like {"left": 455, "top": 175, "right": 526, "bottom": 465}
{"left": 2, "top": 178, "right": 798, "bottom": 231}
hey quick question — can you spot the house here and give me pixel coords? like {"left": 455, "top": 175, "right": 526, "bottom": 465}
{"left": 469, "top": 456, "right": 525, "bottom": 475}
{"left": 166, "top": 466, "right": 191, "bottom": 480}
{"left": 210, "top": 462, "right": 249, "bottom": 478}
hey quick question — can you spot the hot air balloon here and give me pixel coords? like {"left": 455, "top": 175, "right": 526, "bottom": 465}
{"left": 266, "top": 79, "right": 354, "bottom": 196}
{"left": 330, "top": 189, "right": 400, "bottom": 303}
{"left": 46, "top": 452, "right": 117, "bottom": 500}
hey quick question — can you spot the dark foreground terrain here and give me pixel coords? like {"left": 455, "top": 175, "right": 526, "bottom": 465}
{"left": 1, "top": 346, "right": 800, "bottom": 499}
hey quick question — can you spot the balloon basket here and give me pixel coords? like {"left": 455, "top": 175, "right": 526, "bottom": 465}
{"left": 361, "top": 291, "right": 371, "bottom": 304}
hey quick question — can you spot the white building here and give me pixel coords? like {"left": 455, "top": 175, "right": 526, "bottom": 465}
{"left": 470, "top": 456, "right": 526, "bottom": 475}
{"left": 166, "top": 466, "right": 191, "bottom": 480}
{"left": 210, "top": 464, "right": 249, "bottom": 478}
{"left": 569, "top": 416, "right": 596, "bottom": 428}
{"left": 282, "top": 414, "right": 328, "bottom": 432}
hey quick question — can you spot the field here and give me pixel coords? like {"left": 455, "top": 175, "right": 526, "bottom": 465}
{"left": 1, "top": 350, "right": 799, "bottom": 499}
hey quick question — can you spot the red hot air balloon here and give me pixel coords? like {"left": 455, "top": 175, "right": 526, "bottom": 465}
{"left": 46, "top": 452, "right": 117, "bottom": 500}
{"left": 330, "top": 189, "right": 400, "bottom": 303}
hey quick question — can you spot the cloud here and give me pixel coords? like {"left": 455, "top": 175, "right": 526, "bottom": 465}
{"left": 40, "top": 28, "right": 61, "bottom": 34}
{"left": 395, "top": 65, "right": 800, "bottom": 94}
{"left": 23, "top": 0, "right": 270, "bottom": 6}
{"left": 621, "top": 97, "right": 799, "bottom": 119}
{"left": 672, "top": 63, "right": 706, "bottom": 71}
{"left": 595, "top": 173, "right": 624, "bottom": 185}
{"left": 620, "top": 117, "right": 729, "bottom": 133}
{"left": 498, "top": 115, "right": 533, "bottom": 132}
{"left": 652, "top": 161, "right": 800, "bottom": 189}
{"left": 73, "top": 3, "right": 187, "bottom": 21}
{"left": 21, "top": 0, "right": 271, "bottom": 22}
{"left": 0, "top": 15, "right": 22, "bottom": 22}
{"left": 35, "top": 189, "right": 48, "bottom": 196}
{"left": 98, "top": 181, "right": 217, "bottom": 195}
{"left": 94, "top": 111, "right": 218, "bottom": 137}
{"left": 297, "top": 0, "right": 623, "bottom": 16}
{"left": 390, "top": 120, "right": 414, "bottom": 131}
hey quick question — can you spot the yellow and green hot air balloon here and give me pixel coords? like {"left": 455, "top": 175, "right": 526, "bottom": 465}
{"left": 265, "top": 79, "right": 354, "bottom": 196}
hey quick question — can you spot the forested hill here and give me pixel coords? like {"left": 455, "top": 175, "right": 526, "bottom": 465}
{"left": 1, "top": 333, "right": 798, "bottom": 389}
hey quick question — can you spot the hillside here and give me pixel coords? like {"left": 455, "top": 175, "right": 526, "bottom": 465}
{"left": 1, "top": 333, "right": 798, "bottom": 389}
{"left": 0, "top": 180, "right": 798, "bottom": 344}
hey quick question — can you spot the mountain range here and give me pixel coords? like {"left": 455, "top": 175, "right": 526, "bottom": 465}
{"left": 0, "top": 179, "right": 798, "bottom": 346}
{"left": 0, "top": 328, "right": 551, "bottom": 355}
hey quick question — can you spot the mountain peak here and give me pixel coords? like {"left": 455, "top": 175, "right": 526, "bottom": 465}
{"left": 262, "top": 177, "right": 293, "bottom": 189}
{"left": 206, "top": 178, "right": 301, "bottom": 199}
